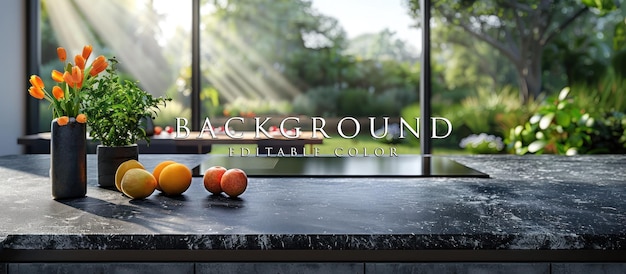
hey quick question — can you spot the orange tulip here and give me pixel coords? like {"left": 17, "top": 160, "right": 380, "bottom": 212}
{"left": 91, "top": 63, "right": 107, "bottom": 76}
{"left": 82, "top": 45, "right": 92, "bottom": 61}
{"left": 71, "top": 66, "right": 83, "bottom": 88}
{"left": 57, "top": 47, "right": 66, "bottom": 62}
{"left": 63, "top": 71, "right": 74, "bottom": 88}
{"left": 90, "top": 55, "right": 108, "bottom": 76}
{"left": 51, "top": 70, "right": 64, "bottom": 83}
{"left": 76, "top": 113, "right": 87, "bottom": 123}
{"left": 57, "top": 116, "right": 69, "bottom": 126}
{"left": 29, "top": 75, "right": 44, "bottom": 89}
{"left": 52, "top": 86, "right": 64, "bottom": 100}
{"left": 75, "top": 55, "right": 86, "bottom": 71}
{"left": 28, "top": 86, "right": 45, "bottom": 100}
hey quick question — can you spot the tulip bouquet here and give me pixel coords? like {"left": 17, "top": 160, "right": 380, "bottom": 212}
{"left": 27, "top": 45, "right": 108, "bottom": 126}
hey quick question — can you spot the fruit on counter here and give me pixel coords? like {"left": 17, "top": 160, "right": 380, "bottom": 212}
{"left": 158, "top": 163, "right": 192, "bottom": 196}
{"left": 152, "top": 160, "right": 177, "bottom": 191}
{"left": 203, "top": 166, "right": 227, "bottom": 194}
{"left": 154, "top": 126, "right": 163, "bottom": 135}
{"left": 220, "top": 168, "right": 248, "bottom": 198}
{"left": 115, "top": 159, "right": 145, "bottom": 192}
{"left": 165, "top": 126, "right": 174, "bottom": 134}
{"left": 120, "top": 168, "right": 157, "bottom": 199}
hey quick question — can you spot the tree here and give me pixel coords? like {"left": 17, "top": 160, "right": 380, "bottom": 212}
{"left": 346, "top": 29, "right": 419, "bottom": 62}
{"left": 201, "top": 0, "right": 347, "bottom": 101}
{"left": 407, "top": 0, "right": 595, "bottom": 103}
{"left": 429, "top": 16, "right": 517, "bottom": 93}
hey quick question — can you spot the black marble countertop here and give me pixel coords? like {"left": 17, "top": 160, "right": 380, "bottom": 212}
{"left": 0, "top": 154, "right": 625, "bottom": 252}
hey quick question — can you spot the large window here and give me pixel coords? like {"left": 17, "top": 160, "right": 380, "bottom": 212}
{"left": 33, "top": 0, "right": 427, "bottom": 154}
{"left": 198, "top": 0, "right": 421, "bottom": 120}
{"left": 33, "top": 1, "right": 620, "bottom": 155}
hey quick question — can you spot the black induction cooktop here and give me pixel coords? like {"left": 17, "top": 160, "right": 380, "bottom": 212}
{"left": 198, "top": 155, "right": 489, "bottom": 178}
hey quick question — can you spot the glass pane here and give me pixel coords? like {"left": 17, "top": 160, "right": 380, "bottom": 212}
{"left": 199, "top": 0, "right": 424, "bottom": 155}
{"left": 39, "top": 0, "right": 191, "bottom": 132}
{"left": 418, "top": 0, "right": 622, "bottom": 155}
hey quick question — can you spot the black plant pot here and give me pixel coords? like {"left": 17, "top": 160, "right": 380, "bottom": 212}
{"left": 50, "top": 118, "right": 87, "bottom": 199}
{"left": 97, "top": 144, "right": 138, "bottom": 189}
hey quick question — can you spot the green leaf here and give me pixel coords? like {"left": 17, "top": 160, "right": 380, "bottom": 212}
{"left": 565, "top": 148, "right": 578, "bottom": 156}
{"left": 614, "top": 20, "right": 626, "bottom": 51}
{"left": 539, "top": 113, "right": 555, "bottom": 130}
{"left": 556, "top": 112, "right": 571, "bottom": 127}
{"left": 582, "top": 0, "right": 617, "bottom": 12}
{"left": 529, "top": 114, "right": 541, "bottom": 125}
{"left": 528, "top": 140, "right": 546, "bottom": 153}
{"left": 570, "top": 134, "right": 584, "bottom": 147}
{"left": 514, "top": 125, "right": 524, "bottom": 136}
{"left": 558, "top": 87, "right": 570, "bottom": 101}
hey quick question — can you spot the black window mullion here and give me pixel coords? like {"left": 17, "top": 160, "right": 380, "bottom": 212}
{"left": 191, "top": 0, "right": 201, "bottom": 131}
{"left": 26, "top": 0, "right": 41, "bottom": 137}
{"left": 419, "top": 0, "right": 432, "bottom": 155}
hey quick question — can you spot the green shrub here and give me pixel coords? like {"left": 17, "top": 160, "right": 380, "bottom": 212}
{"left": 337, "top": 89, "right": 373, "bottom": 117}
{"left": 568, "top": 71, "right": 626, "bottom": 115}
{"left": 223, "top": 97, "right": 292, "bottom": 116}
{"left": 588, "top": 111, "right": 626, "bottom": 153}
{"left": 373, "top": 88, "right": 418, "bottom": 116}
{"left": 446, "top": 86, "right": 538, "bottom": 138}
{"left": 292, "top": 86, "right": 340, "bottom": 116}
{"left": 507, "top": 87, "right": 626, "bottom": 155}
{"left": 459, "top": 133, "right": 504, "bottom": 154}
{"left": 293, "top": 86, "right": 418, "bottom": 118}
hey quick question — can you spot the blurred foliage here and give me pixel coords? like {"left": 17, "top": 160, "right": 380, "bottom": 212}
{"left": 346, "top": 29, "right": 418, "bottom": 62}
{"left": 507, "top": 87, "right": 626, "bottom": 155}
{"left": 406, "top": 0, "right": 624, "bottom": 103}
{"left": 152, "top": 101, "right": 191, "bottom": 128}
{"left": 292, "top": 86, "right": 340, "bottom": 117}
{"left": 459, "top": 133, "right": 505, "bottom": 154}
{"left": 590, "top": 111, "right": 626, "bottom": 153}
{"left": 567, "top": 70, "right": 626, "bottom": 115}
{"left": 543, "top": 29, "right": 610, "bottom": 89}
{"left": 293, "top": 86, "right": 418, "bottom": 118}
{"left": 222, "top": 97, "right": 293, "bottom": 117}
{"left": 202, "top": 0, "right": 347, "bottom": 99}
{"left": 337, "top": 89, "right": 372, "bottom": 117}
{"left": 613, "top": 47, "right": 626, "bottom": 78}
{"left": 444, "top": 86, "right": 539, "bottom": 139}
{"left": 200, "top": 87, "right": 222, "bottom": 118}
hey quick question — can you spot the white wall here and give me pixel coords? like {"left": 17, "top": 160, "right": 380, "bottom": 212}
{"left": 0, "top": 0, "right": 25, "bottom": 155}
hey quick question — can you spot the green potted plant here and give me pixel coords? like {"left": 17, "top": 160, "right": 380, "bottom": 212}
{"left": 83, "top": 57, "right": 170, "bottom": 188}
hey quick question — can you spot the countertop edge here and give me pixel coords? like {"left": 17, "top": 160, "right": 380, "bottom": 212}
{"left": 2, "top": 233, "right": 625, "bottom": 251}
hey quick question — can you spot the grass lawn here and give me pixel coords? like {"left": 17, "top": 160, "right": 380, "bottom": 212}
{"left": 210, "top": 135, "right": 469, "bottom": 155}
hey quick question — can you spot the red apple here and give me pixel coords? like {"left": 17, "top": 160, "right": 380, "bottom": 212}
{"left": 203, "top": 166, "right": 227, "bottom": 194}
{"left": 220, "top": 168, "right": 248, "bottom": 198}
{"left": 165, "top": 126, "right": 173, "bottom": 134}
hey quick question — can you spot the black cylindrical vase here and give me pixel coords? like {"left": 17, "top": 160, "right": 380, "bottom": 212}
{"left": 97, "top": 144, "right": 138, "bottom": 188}
{"left": 50, "top": 118, "right": 87, "bottom": 200}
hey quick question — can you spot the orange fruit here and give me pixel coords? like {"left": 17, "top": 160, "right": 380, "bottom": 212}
{"left": 220, "top": 168, "right": 248, "bottom": 198}
{"left": 158, "top": 163, "right": 192, "bottom": 196}
{"left": 152, "top": 160, "right": 177, "bottom": 191}
{"left": 115, "top": 159, "right": 145, "bottom": 192}
{"left": 120, "top": 168, "right": 157, "bottom": 199}
{"left": 203, "top": 166, "right": 227, "bottom": 194}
